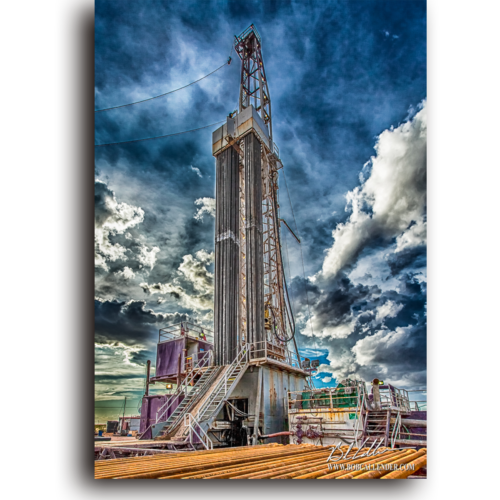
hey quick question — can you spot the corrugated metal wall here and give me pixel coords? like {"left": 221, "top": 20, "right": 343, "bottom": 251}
{"left": 214, "top": 146, "right": 240, "bottom": 365}
{"left": 230, "top": 366, "right": 307, "bottom": 443}
{"left": 244, "top": 133, "right": 265, "bottom": 354}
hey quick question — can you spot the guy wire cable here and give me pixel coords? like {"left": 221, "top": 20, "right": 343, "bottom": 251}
{"left": 281, "top": 166, "right": 315, "bottom": 338}
{"left": 95, "top": 59, "right": 232, "bottom": 112}
{"left": 95, "top": 120, "right": 225, "bottom": 147}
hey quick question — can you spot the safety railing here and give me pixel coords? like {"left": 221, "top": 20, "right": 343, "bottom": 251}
{"left": 196, "top": 344, "right": 249, "bottom": 423}
{"left": 410, "top": 401, "right": 427, "bottom": 411}
{"left": 391, "top": 411, "right": 401, "bottom": 448}
{"left": 353, "top": 386, "right": 367, "bottom": 447}
{"left": 407, "top": 389, "right": 427, "bottom": 412}
{"left": 183, "top": 413, "right": 213, "bottom": 450}
{"left": 288, "top": 381, "right": 367, "bottom": 413}
{"left": 379, "top": 385, "right": 411, "bottom": 412}
{"left": 158, "top": 322, "right": 214, "bottom": 344}
{"left": 155, "top": 350, "right": 213, "bottom": 423}
{"left": 247, "top": 339, "right": 310, "bottom": 372}
{"left": 235, "top": 24, "right": 262, "bottom": 45}
{"left": 185, "top": 350, "right": 214, "bottom": 371}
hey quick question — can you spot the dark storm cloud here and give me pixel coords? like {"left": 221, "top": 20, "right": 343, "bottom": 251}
{"left": 309, "top": 272, "right": 426, "bottom": 388}
{"left": 95, "top": 1, "right": 426, "bottom": 248}
{"left": 94, "top": 0, "right": 427, "bottom": 280}
{"left": 95, "top": 179, "right": 114, "bottom": 224}
{"left": 95, "top": 298, "right": 190, "bottom": 346}
{"left": 387, "top": 245, "right": 427, "bottom": 276}
{"left": 314, "top": 275, "right": 378, "bottom": 328}
{"left": 288, "top": 275, "right": 321, "bottom": 304}
{"left": 95, "top": 0, "right": 427, "bottom": 396}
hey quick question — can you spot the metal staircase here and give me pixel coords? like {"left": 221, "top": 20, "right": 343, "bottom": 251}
{"left": 161, "top": 345, "right": 250, "bottom": 449}
{"left": 153, "top": 365, "right": 222, "bottom": 439}
{"left": 363, "top": 409, "right": 401, "bottom": 448}
{"left": 196, "top": 344, "right": 249, "bottom": 430}
{"left": 139, "top": 351, "right": 214, "bottom": 440}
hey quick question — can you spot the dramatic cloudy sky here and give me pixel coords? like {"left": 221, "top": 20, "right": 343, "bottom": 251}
{"left": 94, "top": 0, "right": 426, "bottom": 417}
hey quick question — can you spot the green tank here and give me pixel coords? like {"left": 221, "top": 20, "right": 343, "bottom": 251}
{"left": 301, "top": 383, "right": 359, "bottom": 410}
{"left": 332, "top": 382, "right": 358, "bottom": 408}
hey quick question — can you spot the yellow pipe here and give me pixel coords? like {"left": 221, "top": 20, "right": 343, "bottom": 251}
{"left": 108, "top": 447, "right": 324, "bottom": 479}
{"left": 223, "top": 451, "right": 333, "bottom": 480}
{"left": 353, "top": 449, "right": 426, "bottom": 480}
{"left": 186, "top": 450, "right": 330, "bottom": 480}
{"left": 381, "top": 451, "right": 427, "bottom": 479}
{"left": 250, "top": 448, "right": 390, "bottom": 479}
{"left": 292, "top": 449, "right": 403, "bottom": 480}
{"left": 161, "top": 449, "right": 327, "bottom": 480}
{"left": 96, "top": 448, "right": 298, "bottom": 473}
{"left": 94, "top": 444, "right": 427, "bottom": 480}
{"left": 302, "top": 450, "right": 405, "bottom": 479}
{"left": 96, "top": 451, "right": 283, "bottom": 479}
{"left": 184, "top": 450, "right": 332, "bottom": 479}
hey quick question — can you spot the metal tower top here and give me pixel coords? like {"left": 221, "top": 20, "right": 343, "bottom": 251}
{"left": 234, "top": 25, "right": 272, "bottom": 145}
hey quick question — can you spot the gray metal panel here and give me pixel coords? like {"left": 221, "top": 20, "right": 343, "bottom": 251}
{"left": 248, "top": 106, "right": 269, "bottom": 139}
{"left": 129, "top": 418, "right": 141, "bottom": 432}
{"left": 226, "top": 364, "right": 308, "bottom": 443}
{"left": 227, "top": 117, "right": 236, "bottom": 138}
{"left": 262, "top": 367, "right": 284, "bottom": 440}
{"left": 236, "top": 106, "right": 253, "bottom": 130}
{"left": 214, "top": 146, "right": 240, "bottom": 365}
{"left": 212, "top": 124, "right": 224, "bottom": 143}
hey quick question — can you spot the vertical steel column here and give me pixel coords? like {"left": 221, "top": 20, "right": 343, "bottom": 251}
{"left": 252, "top": 366, "right": 263, "bottom": 445}
{"left": 244, "top": 133, "right": 265, "bottom": 356}
{"left": 145, "top": 360, "right": 151, "bottom": 396}
{"left": 214, "top": 146, "right": 240, "bottom": 365}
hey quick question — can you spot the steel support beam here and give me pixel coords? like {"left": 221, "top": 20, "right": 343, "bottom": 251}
{"left": 252, "top": 366, "right": 263, "bottom": 445}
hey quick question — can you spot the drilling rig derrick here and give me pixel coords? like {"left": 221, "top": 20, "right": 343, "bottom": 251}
{"left": 213, "top": 24, "right": 298, "bottom": 366}
{"left": 234, "top": 24, "right": 273, "bottom": 145}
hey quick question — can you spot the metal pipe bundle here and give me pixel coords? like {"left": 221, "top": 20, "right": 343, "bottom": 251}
{"left": 94, "top": 444, "right": 427, "bottom": 479}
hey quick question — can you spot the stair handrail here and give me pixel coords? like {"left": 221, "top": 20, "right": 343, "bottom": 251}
{"left": 196, "top": 345, "right": 249, "bottom": 422}
{"left": 353, "top": 383, "right": 366, "bottom": 447}
{"left": 390, "top": 411, "right": 401, "bottom": 448}
{"left": 155, "top": 350, "right": 212, "bottom": 423}
{"left": 183, "top": 413, "right": 213, "bottom": 450}
{"left": 155, "top": 384, "right": 184, "bottom": 425}
{"left": 161, "top": 365, "right": 223, "bottom": 437}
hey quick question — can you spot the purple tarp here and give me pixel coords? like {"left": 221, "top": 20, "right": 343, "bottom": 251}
{"left": 197, "top": 340, "right": 212, "bottom": 353}
{"left": 139, "top": 393, "right": 184, "bottom": 437}
{"left": 156, "top": 338, "right": 185, "bottom": 378}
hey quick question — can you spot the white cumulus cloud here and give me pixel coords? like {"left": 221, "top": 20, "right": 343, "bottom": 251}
{"left": 190, "top": 166, "right": 203, "bottom": 177}
{"left": 114, "top": 266, "right": 136, "bottom": 280}
{"left": 194, "top": 197, "right": 216, "bottom": 221}
{"left": 321, "top": 102, "right": 427, "bottom": 279}
{"left": 140, "top": 250, "right": 214, "bottom": 312}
